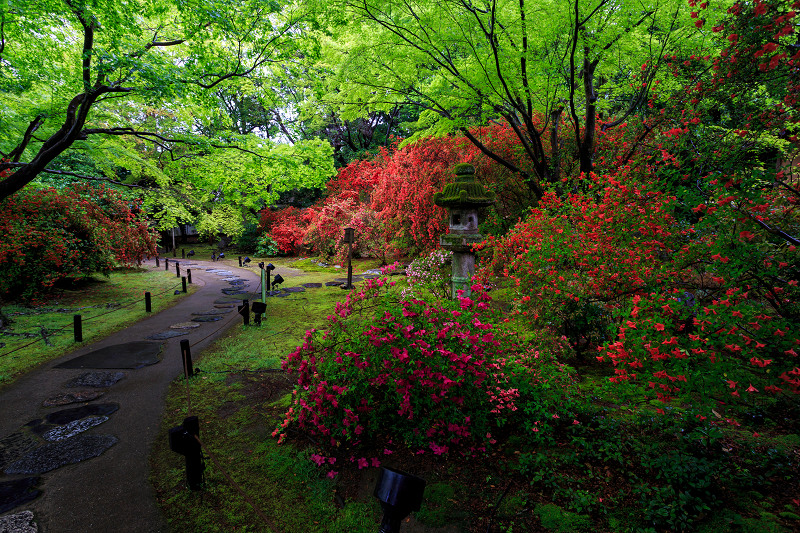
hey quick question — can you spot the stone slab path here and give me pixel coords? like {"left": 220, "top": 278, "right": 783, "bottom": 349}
{"left": 0, "top": 259, "right": 307, "bottom": 533}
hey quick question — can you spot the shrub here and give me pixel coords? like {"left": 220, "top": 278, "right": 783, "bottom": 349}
{"left": 276, "top": 271, "right": 578, "bottom": 471}
{"left": 0, "top": 184, "right": 157, "bottom": 297}
{"left": 404, "top": 249, "right": 453, "bottom": 299}
{"left": 254, "top": 234, "right": 279, "bottom": 257}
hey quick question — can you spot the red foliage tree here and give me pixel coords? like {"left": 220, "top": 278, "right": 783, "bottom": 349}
{"left": 0, "top": 184, "right": 158, "bottom": 297}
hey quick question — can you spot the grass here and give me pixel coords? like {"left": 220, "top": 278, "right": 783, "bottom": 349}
{"left": 0, "top": 266, "right": 195, "bottom": 389}
{"left": 150, "top": 261, "right": 385, "bottom": 532}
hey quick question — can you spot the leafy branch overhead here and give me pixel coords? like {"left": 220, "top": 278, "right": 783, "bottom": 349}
{"left": 0, "top": 0, "right": 319, "bottom": 201}
{"left": 311, "top": 0, "right": 710, "bottom": 196}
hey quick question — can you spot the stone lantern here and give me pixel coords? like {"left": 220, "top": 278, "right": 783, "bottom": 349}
{"left": 433, "top": 163, "right": 496, "bottom": 298}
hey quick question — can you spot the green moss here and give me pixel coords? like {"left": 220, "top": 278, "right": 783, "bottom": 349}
{"left": 533, "top": 503, "right": 592, "bottom": 533}
{"left": 416, "top": 482, "right": 457, "bottom": 527}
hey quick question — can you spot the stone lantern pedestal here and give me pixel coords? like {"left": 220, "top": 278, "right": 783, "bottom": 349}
{"left": 433, "top": 164, "right": 496, "bottom": 299}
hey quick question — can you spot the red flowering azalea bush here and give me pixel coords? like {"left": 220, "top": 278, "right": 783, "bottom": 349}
{"left": 261, "top": 125, "right": 533, "bottom": 262}
{"left": 0, "top": 184, "right": 157, "bottom": 297}
{"left": 259, "top": 206, "right": 307, "bottom": 254}
{"left": 275, "top": 269, "right": 578, "bottom": 473}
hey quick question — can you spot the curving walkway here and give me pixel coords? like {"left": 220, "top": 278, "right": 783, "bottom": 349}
{"left": 0, "top": 260, "right": 290, "bottom": 533}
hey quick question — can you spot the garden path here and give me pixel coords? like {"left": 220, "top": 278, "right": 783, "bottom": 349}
{"left": 0, "top": 258, "right": 307, "bottom": 533}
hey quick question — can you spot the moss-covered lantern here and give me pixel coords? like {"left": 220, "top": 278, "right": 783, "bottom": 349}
{"left": 433, "top": 163, "right": 496, "bottom": 298}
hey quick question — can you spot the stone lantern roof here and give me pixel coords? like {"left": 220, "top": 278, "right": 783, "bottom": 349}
{"left": 433, "top": 164, "right": 496, "bottom": 208}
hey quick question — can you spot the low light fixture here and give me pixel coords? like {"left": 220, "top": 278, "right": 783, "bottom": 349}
{"left": 373, "top": 467, "right": 425, "bottom": 533}
{"left": 266, "top": 263, "right": 275, "bottom": 271}
{"left": 243, "top": 256, "right": 252, "bottom": 265}
{"left": 271, "top": 273, "right": 284, "bottom": 290}
{"left": 251, "top": 301, "right": 267, "bottom": 325}
{"left": 258, "top": 261, "right": 265, "bottom": 270}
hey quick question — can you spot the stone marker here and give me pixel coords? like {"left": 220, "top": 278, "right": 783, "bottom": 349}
{"left": 146, "top": 331, "right": 185, "bottom": 340}
{"left": 191, "top": 316, "right": 223, "bottom": 323}
{"left": 42, "top": 416, "right": 108, "bottom": 442}
{"left": 65, "top": 371, "right": 125, "bottom": 388}
{"left": 0, "top": 509, "right": 38, "bottom": 532}
{"left": 44, "top": 403, "right": 119, "bottom": 426}
{"left": 0, "top": 478, "right": 40, "bottom": 514}
{"left": 42, "top": 391, "right": 104, "bottom": 408}
{"left": 0, "top": 434, "right": 37, "bottom": 472}
{"left": 169, "top": 322, "right": 201, "bottom": 330}
{"left": 4, "top": 434, "right": 118, "bottom": 475}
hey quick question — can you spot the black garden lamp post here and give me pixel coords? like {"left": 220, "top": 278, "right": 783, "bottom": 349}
{"left": 265, "top": 263, "right": 275, "bottom": 293}
{"left": 343, "top": 227, "right": 355, "bottom": 289}
{"left": 271, "top": 273, "right": 284, "bottom": 291}
{"left": 373, "top": 467, "right": 426, "bottom": 533}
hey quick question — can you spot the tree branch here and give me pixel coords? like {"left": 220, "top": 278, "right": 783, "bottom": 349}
{"left": 7, "top": 115, "right": 45, "bottom": 162}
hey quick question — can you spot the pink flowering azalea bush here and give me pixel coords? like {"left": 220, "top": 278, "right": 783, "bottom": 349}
{"left": 275, "top": 269, "right": 578, "bottom": 468}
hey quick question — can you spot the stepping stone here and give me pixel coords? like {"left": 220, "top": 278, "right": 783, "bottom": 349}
{"left": 42, "top": 416, "right": 108, "bottom": 442}
{"left": 44, "top": 404, "right": 119, "bottom": 426}
{"left": 363, "top": 274, "right": 381, "bottom": 279}
{"left": 325, "top": 281, "right": 344, "bottom": 287}
{"left": 214, "top": 304, "right": 236, "bottom": 309}
{"left": 270, "top": 292, "right": 290, "bottom": 298}
{"left": 191, "top": 309, "right": 233, "bottom": 315}
{"left": 214, "top": 299, "right": 240, "bottom": 304}
{"left": 221, "top": 289, "right": 248, "bottom": 295}
{"left": 146, "top": 331, "right": 185, "bottom": 340}
{"left": 55, "top": 342, "right": 162, "bottom": 370}
{"left": 4, "top": 434, "right": 118, "bottom": 475}
{"left": 169, "top": 322, "right": 200, "bottom": 330}
{"left": 281, "top": 287, "right": 306, "bottom": 293}
{"left": 0, "top": 434, "right": 38, "bottom": 472}
{"left": 0, "top": 509, "right": 38, "bottom": 532}
{"left": 191, "top": 316, "right": 223, "bottom": 323}
{"left": 43, "top": 391, "right": 104, "bottom": 408}
{"left": 65, "top": 371, "right": 125, "bottom": 388}
{"left": 302, "top": 283, "right": 322, "bottom": 288}
{"left": 0, "top": 479, "right": 40, "bottom": 515}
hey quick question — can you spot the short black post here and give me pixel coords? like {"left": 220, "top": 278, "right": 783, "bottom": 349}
{"left": 155, "top": 256, "right": 160, "bottom": 268}
{"left": 238, "top": 256, "right": 242, "bottom": 267}
{"left": 168, "top": 415, "right": 204, "bottom": 491}
{"left": 165, "top": 257, "right": 169, "bottom": 271}
{"left": 239, "top": 298, "right": 250, "bottom": 326}
{"left": 73, "top": 314, "right": 83, "bottom": 343}
{"left": 145, "top": 291, "right": 152, "bottom": 313}
{"left": 175, "top": 262, "right": 180, "bottom": 277}
{"left": 187, "top": 269, "right": 192, "bottom": 284}
{"left": 180, "top": 339, "right": 194, "bottom": 378}
{"left": 182, "top": 248, "right": 186, "bottom": 259}
{"left": 182, "top": 276, "right": 187, "bottom": 293}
